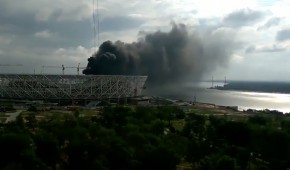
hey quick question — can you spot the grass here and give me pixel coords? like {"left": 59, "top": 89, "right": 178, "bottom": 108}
{"left": 188, "top": 105, "right": 221, "bottom": 115}
{"left": 79, "top": 109, "right": 99, "bottom": 116}
{"left": 0, "top": 114, "right": 9, "bottom": 118}
{"left": 0, "top": 117, "right": 7, "bottom": 122}
{"left": 172, "top": 119, "right": 185, "bottom": 131}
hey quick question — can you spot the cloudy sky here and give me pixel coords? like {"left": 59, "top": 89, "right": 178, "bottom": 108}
{"left": 0, "top": 0, "right": 290, "bottom": 81}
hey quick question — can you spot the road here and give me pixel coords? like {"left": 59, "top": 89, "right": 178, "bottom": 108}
{"left": 5, "top": 110, "right": 23, "bottom": 123}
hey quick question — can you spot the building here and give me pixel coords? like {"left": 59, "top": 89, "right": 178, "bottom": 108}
{"left": 0, "top": 74, "right": 147, "bottom": 103}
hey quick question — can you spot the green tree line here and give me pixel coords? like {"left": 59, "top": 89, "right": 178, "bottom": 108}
{"left": 1, "top": 106, "right": 290, "bottom": 170}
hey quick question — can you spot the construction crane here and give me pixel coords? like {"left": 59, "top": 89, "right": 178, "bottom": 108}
{"left": 42, "top": 64, "right": 86, "bottom": 75}
{"left": 66, "top": 63, "right": 87, "bottom": 75}
{"left": 41, "top": 65, "right": 65, "bottom": 75}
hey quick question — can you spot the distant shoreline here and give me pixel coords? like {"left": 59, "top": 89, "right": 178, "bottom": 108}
{"left": 210, "top": 81, "right": 290, "bottom": 94}
{"left": 153, "top": 95, "right": 289, "bottom": 114}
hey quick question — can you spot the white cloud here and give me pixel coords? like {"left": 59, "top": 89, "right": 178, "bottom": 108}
{"left": 53, "top": 46, "right": 95, "bottom": 63}
{"left": 0, "top": 35, "right": 15, "bottom": 45}
{"left": 55, "top": 3, "right": 92, "bottom": 21}
{"left": 99, "top": 29, "right": 139, "bottom": 43}
{"left": 257, "top": 17, "right": 281, "bottom": 31}
{"left": 35, "top": 9, "right": 54, "bottom": 21}
{"left": 0, "top": 50, "right": 4, "bottom": 55}
{"left": 34, "top": 30, "right": 54, "bottom": 39}
{"left": 1, "top": 0, "right": 290, "bottom": 80}
{"left": 246, "top": 43, "right": 289, "bottom": 53}
{"left": 231, "top": 54, "right": 244, "bottom": 63}
{"left": 1, "top": 0, "right": 93, "bottom": 22}
{"left": 187, "top": 0, "right": 257, "bottom": 18}
{"left": 0, "top": 45, "right": 94, "bottom": 74}
{"left": 269, "top": 0, "right": 290, "bottom": 17}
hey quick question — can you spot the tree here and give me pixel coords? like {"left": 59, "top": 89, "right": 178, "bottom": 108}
{"left": 100, "top": 107, "right": 132, "bottom": 128}
{"left": 0, "top": 133, "right": 46, "bottom": 170}
{"left": 26, "top": 112, "right": 37, "bottom": 130}
{"left": 28, "top": 105, "right": 38, "bottom": 112}
{"left": 248, "top": 115, "right": 268, "bottom": 125}
{"left": 198, "top": 154, "right": 239, "bottom": 170}
{"left": 33, "top": 130, "right": 59, "bottom": 169}
{"left": 183, "top": 113, "right": 206, "bottom": 139}
{"left": 16, "top": 114, "right": 24, "bottom": 128}
{"left": 216, "top": 155, "right": 239, "bottom": 170}
{"left": 73, "top": 109, "right": 80, "bottom": 118}
{"left": 142, "top": 146, "right": 180, "bottom": 170}
{"left": 150, "top": 120, "right": 166, "bottom": 135}
{"left": 216, "top": 121, "right": 251, "bottom": 147}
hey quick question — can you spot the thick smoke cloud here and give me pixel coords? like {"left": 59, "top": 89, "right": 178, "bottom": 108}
{"left": 83, "top": 23, "right": 239, "bottom": 87}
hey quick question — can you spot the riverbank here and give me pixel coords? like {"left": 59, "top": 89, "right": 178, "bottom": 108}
{"left": 143, "top": 95, "right": 288, "bottom": 115}
{"left": 212, "top": 81, "right": 290, "bottom": 94}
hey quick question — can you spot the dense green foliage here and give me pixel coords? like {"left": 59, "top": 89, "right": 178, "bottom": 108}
{"left": 1, "top": 107, "right": 290, "bottom": 170}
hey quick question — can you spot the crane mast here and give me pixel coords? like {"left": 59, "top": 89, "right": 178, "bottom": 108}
{"left": 42, "top": 64, "right": 86, "bottom": 75}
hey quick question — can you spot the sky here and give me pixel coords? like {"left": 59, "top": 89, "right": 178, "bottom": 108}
{"left": 0, "top": 0, "right": 290, "bottom": 81}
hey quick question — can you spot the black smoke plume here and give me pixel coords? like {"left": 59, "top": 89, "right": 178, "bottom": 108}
{"left": 83, "top": 23, "right": 239, "bottom": 87}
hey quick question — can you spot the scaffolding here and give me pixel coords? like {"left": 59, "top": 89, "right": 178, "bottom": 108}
{"left": 0, "top": 74, "right": 147, "bottom": 101}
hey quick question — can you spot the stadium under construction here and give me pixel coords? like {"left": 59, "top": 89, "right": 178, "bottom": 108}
{"left": 0, "top": 74, "right": 147, "bottom": 105}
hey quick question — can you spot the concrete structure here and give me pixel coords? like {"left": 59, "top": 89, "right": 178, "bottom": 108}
{"left": 0, "top": 74, "right": 147, "bottom": 102}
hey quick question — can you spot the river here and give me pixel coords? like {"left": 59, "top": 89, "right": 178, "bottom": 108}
{"left": 147, "top": 82, "right": 290, "bottom": 113}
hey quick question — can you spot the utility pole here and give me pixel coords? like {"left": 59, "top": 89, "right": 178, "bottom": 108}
{"left": 62, "top": 64, "right": 65, "bottom": 75}
{"left": 77, "top": 63, "right": 80, "bottom": 75}
{"left": 224, "top": 76, "right": 227, "bottom": 86}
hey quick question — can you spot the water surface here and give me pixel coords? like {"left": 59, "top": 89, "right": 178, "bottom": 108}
{"left": 148, "top": 82, "right": 290, "bottom": 113}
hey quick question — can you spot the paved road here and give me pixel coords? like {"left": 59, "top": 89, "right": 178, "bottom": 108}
{"left": 5, "top": 110, "right": 23, "bottom": 123}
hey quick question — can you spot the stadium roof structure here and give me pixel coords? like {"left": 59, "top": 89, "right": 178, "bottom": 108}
{"left": 0, "top": 74, "right": 147, "bottom": 101}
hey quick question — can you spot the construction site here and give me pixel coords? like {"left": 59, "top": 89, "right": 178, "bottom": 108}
{"left": 0, "top": 66, "right": 148, "bottom": 121}
{"left": 0, "top": 73, "right": 147, "bottom": 103}
{"left": 0, "top": 66, "right": 148, "bottom": 123}
{"left": 0, "top": 0, "right": 185, "bottom": 116}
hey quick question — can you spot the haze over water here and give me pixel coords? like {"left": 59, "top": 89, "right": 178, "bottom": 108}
{"left": 151, "top": 81, "right": 290, "bottom": 113}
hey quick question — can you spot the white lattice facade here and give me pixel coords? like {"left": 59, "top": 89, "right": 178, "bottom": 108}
{"left": 0, "top": 74, "right": 147, "bottom": 100}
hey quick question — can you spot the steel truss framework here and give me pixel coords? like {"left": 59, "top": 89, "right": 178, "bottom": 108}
{"left": 0, "top": 74, "right": 147, "bottom": 100}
